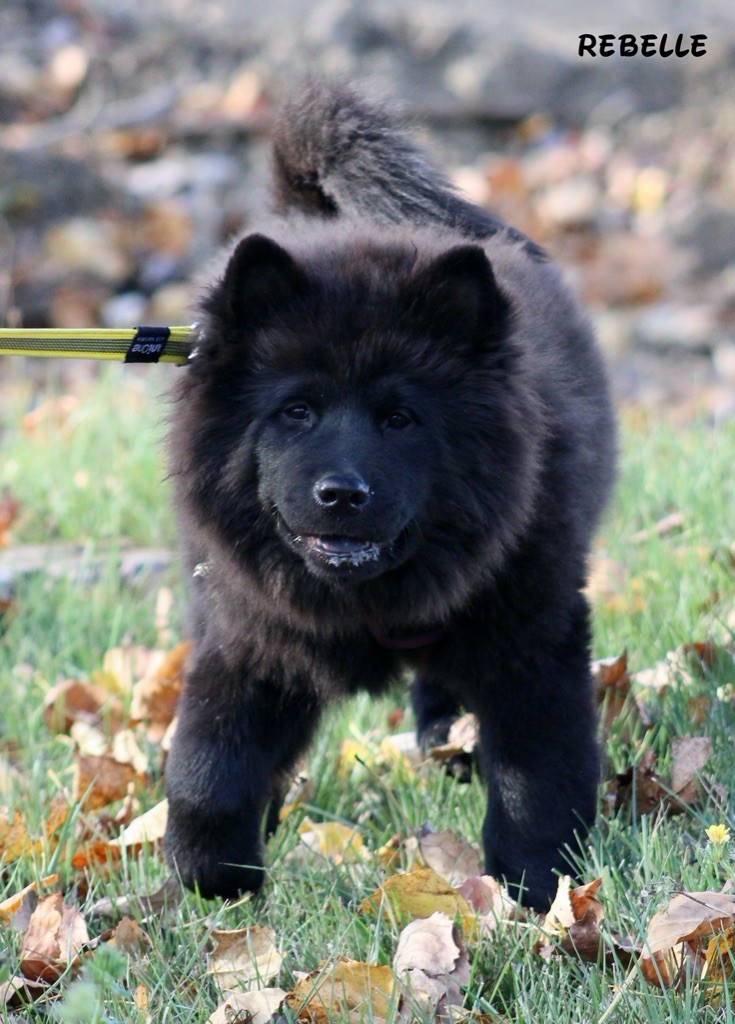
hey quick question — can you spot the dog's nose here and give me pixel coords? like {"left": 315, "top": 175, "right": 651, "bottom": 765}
{"left": 313, "top": 474, "right": 371, "bottom": 512}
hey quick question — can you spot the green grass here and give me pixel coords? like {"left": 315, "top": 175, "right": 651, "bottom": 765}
{"left": 1, "top": 366, "right": 735, "bottom": 1022}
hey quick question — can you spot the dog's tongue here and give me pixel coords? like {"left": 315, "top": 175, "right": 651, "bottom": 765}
{"left": 315, "top": 536, "right": 372, "bottom": 554}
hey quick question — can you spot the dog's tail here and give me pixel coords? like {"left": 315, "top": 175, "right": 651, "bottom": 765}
{"left": 270, "top": 79, "right": 543, "bottom": 257}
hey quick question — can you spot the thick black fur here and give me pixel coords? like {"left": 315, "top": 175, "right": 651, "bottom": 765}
{"left": 164, "top": 81, "right": 616, "bottom": 908}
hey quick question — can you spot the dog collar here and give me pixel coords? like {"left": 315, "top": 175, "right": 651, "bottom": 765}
{"left": 366, "top": 622, "right": 446, "bottom": 651}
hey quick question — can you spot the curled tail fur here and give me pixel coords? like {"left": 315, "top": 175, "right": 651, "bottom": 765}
{"left": 271, "top": 79, "right": 545, "bottom": 259}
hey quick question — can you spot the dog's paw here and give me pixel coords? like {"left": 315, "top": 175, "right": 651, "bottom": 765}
{"left": 164, "top": 801, "right": 265, "bottom": 900}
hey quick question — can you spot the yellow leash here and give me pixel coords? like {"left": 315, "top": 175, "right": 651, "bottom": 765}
{"left": 0, "top": 326, "right": 195, "bottom": 365}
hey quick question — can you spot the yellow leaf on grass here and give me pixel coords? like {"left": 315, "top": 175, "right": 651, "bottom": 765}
{"left": 285, "top": 957, "right": 395, "bottom": 1023}
{"left": 0, "top": 797, "right": 68, "bottom": 866}
{"left": 133, "top": 984, "right": 152, "bottom": 1024}
{"left": 298, "top": 818, "right": 365, "bottom": 865}
{"left": 361, "top": 866, "right": 474, "bottom": 932}
{"left": 0, "top": 874, "right": 59, "bottom": 924}
{"left": 208, "top": 925, "right": 283, "bottom": 994}
{"left": 0, "top": 811, "right": 40, "bottom": 862}
{"left": 340, "top": 731, "right": 421, "bottom": 778}
{"left": 339, "top": 737, "right": 376, "bottom": 776}
{"left": 379, "top": 731, "right": 422, "bottom": 768}
{"left": 703, "top": 925, "right": 735, "bottom": 1004}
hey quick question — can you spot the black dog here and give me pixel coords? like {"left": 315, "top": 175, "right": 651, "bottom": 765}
{"left": 163, "top": 81, "right": 616, "bottom": 908}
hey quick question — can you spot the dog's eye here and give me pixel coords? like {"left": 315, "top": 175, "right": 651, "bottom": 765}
{"left": 385, "top": 410, "right": 413, "bottom": 430}
{"left": 283, "top": 403, "right": 311, "bottom": 422}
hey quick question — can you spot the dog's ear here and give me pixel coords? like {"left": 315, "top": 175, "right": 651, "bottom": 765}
{"left": 219, "top": 233, "right": 307, "bottom": 326}
{"left": 407, "top": 245, "right": 510, "bottom": 352}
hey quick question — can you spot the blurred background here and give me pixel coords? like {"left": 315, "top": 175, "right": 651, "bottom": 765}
{"left": 1, "top": 0, "right": 735, "bottom": 412}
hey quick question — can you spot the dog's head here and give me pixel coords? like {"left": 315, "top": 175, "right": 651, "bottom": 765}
{"left": 172, "top": 230, "right": 536, "bottom": 617}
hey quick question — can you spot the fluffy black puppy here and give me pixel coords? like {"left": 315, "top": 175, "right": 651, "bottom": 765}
{"left": 164, "top": 81, "right": 616, "bottom": 908}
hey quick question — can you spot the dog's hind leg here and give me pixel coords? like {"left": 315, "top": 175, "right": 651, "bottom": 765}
{"left": 411, "top": 675, "right": 473, "bottom": 782}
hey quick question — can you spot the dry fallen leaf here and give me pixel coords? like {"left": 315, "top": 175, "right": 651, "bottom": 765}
{"left": 537, "top": 877, "right": 605, "bottom": 964}
{"left": 114, "top": 797, "right": 169, "bottom": 848}
{"left": 569, "top": 878, "right": 604, "bottom": 922}
{"left": 592, "top": 652, "right": 638, "bottom": 735}
{"left": 418, "top": 828, "right": 482, "bottom": 888}
{"left": 0, "top": 487, "right": 21, "bottom": 548}
{"left": 19, "top": 892, "right": 89, "bottom": 983}
{"left": 429, "top": 714, "right": 478, "bottom": 763}
{"left": 70, "top": 721, "right": 108, "bottom": 757}
{"left": 543, "top": 876, "right": 576, "bottom": 936}
{"left": 560, "top": 907, "right": 605, "bottom": 963}
{"left": 43, "top": 678, "right": 124, "bottom": 735}
{"left": 207, "top": 988, "right": 287, "bottom": 1024}
{"left": 21, "top": 395, "right": 79, "bottom": 435}
{"left": 108, "top": 916, "right": 151, "bottom": 957}
{"left": 0, "top": 974, "right": 50, "bottom": 1012}
{"left": 72, "top": 752, "right": 139, "bottom": 810}
{"left": 285, "top": 957, "right": 395, "bottom": 1023}
{"left": 72, "top": 798, "right": 168, "bottom": 869}
{"left": 88, "top": 875, "right": 182, "bottom": 922}
{"left": 98, "top": 646, "right": 162, "bottom": 694}
{"left": 133, "top": 983, "right": 152, "bottom": 1024}
{"left": 645, "top": 891, "right": 735, "bottom": 956}
{"left": 110, "top": 729, "right": 149, "bottom": 775}
{"left": 130, "top": 642, "right": 189, "bottom": 741}
{"left": 631, "top": 512, "right": 685, "bottom": 545}
{"left": 0, "top": 874, "right": 59, "bottom": 927}
{"left": 605, "top": 748, "right": 667, "bottom": 817}
{"left": 456, "top": 875, "right": 518, "bottom": 932}
{"left": 208, "top": 925, "right": 283, "bottom": 994}
{"left": 376, "top": 834, "right": 421, "bottom": 873}
{"left": 670, "top": 736, "right": 712, "bottom": 807}
{"left": 394, "top": 911, "right": 469, "bottom": 1020}
{"left": 639, "top": 889, "right": 735, "bottom": 991}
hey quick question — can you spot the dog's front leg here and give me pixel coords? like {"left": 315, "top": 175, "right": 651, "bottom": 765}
{"left": 164, "top": 648, "right": 321, "bottom": 899}
{"left": 478, "top": 592, "right": 599, "bottom": 909}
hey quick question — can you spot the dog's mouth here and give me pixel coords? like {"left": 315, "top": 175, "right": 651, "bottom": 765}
{"left": 276, "top": 514, "right": 415, "bottom": 580}
{"left": 302, "top": 535, "right": 383, "bottom": 566}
